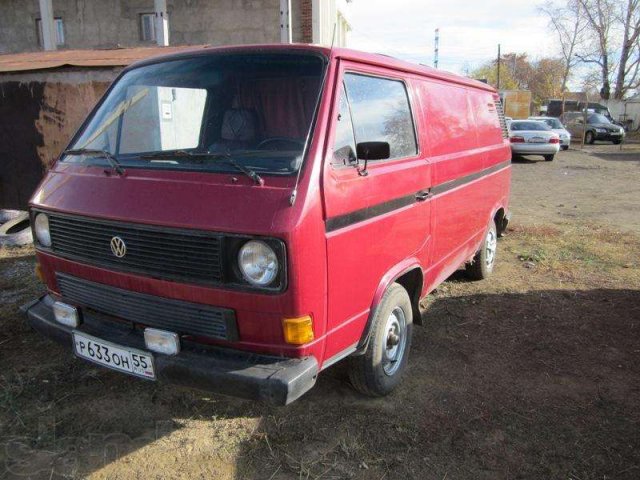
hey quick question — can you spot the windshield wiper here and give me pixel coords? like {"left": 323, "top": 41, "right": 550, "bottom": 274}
{"left": 140, "top": 151, "right": 264, "bottom": 186}
{"left": 63, "top": 148, "right": 125, "bottom": 176}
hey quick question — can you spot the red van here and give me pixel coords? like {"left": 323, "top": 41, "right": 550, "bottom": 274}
{"left": 23, "top": 44, "right": 511, "bottom": 405}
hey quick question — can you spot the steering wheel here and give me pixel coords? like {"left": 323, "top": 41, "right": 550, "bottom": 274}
{"left": 256, "top": 137, "right": 305, "bottom": 151}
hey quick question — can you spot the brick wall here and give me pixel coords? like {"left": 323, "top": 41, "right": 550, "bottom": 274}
{"left": 301, "top": 0, "right": 313, "bottom": 43}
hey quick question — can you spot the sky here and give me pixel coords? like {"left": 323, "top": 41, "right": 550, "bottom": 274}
{"left": 346, "top": 0, "right": 559, "bottom": 77}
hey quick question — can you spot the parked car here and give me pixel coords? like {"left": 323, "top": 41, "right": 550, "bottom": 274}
{"left": 508, "top": 120, "right": 560, "bottom": 161}
{"left": 23, "top": 44, "right": 511, "bottom": 405}
{"left": 561, "top": 112, "right": 626, "bottom": 144}
{"left": 528, "top": 116, "right": 571, "bottom": 150}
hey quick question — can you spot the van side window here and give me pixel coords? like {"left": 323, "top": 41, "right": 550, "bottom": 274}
{"left": 332, "top": 84, "right": 357, "bottom": 166}
{"left": 344, "top": 73, "right": 417, "bottom": 160}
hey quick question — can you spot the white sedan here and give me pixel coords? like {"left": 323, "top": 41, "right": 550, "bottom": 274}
{"left": 529, "top": 116, "right": 571, "bottom": 150}
{"left": 509, "top": 120, "right": 561, "bottom": 162}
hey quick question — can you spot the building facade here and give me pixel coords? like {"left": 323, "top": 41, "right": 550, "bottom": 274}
{"left": 0, "top": 0, "right": 352, "bottom": 54}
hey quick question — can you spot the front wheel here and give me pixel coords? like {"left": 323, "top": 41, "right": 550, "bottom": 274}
{"left": 613, "top": 139, "right": 622, "bottom": 145}
{"left": 585, "top": 131, "right": 595, "bottom": 144}
{"left": 465, "top": 220, "right": 498, "bottom": 280}
{"left": 348, "top": 283, "right": 413, "bottom": 397}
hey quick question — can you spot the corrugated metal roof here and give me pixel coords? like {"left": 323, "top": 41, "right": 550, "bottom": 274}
{"left": 0, "top": 45, "right": 208, "bottom": 73}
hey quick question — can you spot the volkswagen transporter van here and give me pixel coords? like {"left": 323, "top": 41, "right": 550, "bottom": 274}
{"left": 24, "top": 45, "right": 511, "bottom": 405}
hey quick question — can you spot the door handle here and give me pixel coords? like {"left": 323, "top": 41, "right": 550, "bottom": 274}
{"left": 415, "top": 190, "right": 432, "bottom": 202}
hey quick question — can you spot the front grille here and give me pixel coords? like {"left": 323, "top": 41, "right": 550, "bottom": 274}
{"left": 495, "top": 98, "right": 509, "bottom": 138}
{"left": 48, "top": 213, "right": 223, "bottom": 285}
{"left": 57, "top": 273, "right": 238, "bottom": 341}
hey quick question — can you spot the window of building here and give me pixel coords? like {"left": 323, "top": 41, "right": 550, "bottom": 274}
{"left": 344, "top": 73, "right": 418, "bottom": 160}
{"left": 36, "top": 17, "right": 64, "bottom": 47}
{"left": 140, "top": 13, "right": 156, "bottom": 42}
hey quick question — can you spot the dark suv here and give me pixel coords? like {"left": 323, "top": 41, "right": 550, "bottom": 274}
{"left": 561, "top": 112, "right": 625, "bottom": 145}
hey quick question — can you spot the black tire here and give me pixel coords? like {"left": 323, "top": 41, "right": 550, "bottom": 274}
{"left": 613, "top": 139, "right": 622, "bottom": 145}
{"left": 348, "top": 283, "right": 413, "bottom": 397}
{"left": 0, "top": 212, "right": 33, "bottom": 247}
{"left": 561, "top": 146, "right": 569, "bottom": 151}
{"left": 544, "top": 154, "right": 555, "bottom": 161}
{"left": 465, "top": 220, "right": 498, "bottom": 280}
{"left": 585, "top": 131, "right": 595, "bottom": 144}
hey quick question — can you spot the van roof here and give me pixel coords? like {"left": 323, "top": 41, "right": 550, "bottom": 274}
{"left": 128, "top": 43, "right": 496, "bottom": 93}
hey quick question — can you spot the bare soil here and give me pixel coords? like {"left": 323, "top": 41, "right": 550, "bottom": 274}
{"left": 1, "top": 144, "right": 639, "bottom": 479}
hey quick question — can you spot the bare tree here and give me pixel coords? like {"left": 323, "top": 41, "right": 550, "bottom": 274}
{"left": 613, "top": 0, "right": 640, "bottom": 98}
{"left": 575, "top": 0, "right": 616, "bottom": 99}
{"left": 540, "top": 0, "right": 587, "bottom": 92}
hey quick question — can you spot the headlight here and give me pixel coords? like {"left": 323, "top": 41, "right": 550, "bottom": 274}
{"left": 595, "top": 128, "right": 606, "bottom": 133}
{"left": 238, "top": 240, "right": 279, "bottom": 286}
{"left": 34, "top": 213, "right": 51, "bottom": 247}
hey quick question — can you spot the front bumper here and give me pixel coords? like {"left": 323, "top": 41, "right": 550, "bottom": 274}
{"left": 22, "top": 295, "right": 318, "bottom": 405}
{"left": 595, "top": 131, "right": 625, "bottom": 141}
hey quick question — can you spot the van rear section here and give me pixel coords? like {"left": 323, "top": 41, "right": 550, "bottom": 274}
{"left": 23, "top": 45, "right": 510, "bottom": 404}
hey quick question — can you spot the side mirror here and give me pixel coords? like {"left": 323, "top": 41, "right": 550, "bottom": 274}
{"left": 355, "top": 141, "right": 390, "bottom": 177}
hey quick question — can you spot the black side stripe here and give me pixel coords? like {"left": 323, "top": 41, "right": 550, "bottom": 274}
{"left": 430, "top": 160, "right": 511, "bottom": 196}
{"left": 325, "top": 160, "right": 511, "bottom": 233}
{"left": 325, "top": 194, "right": 415, "bottom": 232}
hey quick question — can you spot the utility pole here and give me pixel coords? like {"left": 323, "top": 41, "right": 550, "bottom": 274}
{"left": 496, "top": 43, "right": 501, "bottom": 90}
{"left": 280, "top": 0, "right": 292, "bottom": 44}
{"left": 38, "top": 0, "right": 57, "bottom": 51}
{"left": 434, "top": 28, "right": 439, "bottom": 69}
{"left": 154, "top": 0, "right": 169, "bottom": 46}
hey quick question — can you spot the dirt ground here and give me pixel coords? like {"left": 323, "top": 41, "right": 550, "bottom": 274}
{"left": 1, "top": 144, "right": 639, "bottom": 479}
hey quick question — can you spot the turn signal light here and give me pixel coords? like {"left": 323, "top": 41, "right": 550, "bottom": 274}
{"left": 282, "top": 315, "right": 314, "bottom": 345}
{"left": 510, "top": 136, "right": 525, "bottom": 143}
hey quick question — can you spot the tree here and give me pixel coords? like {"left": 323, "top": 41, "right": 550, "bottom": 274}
{"left": 575, "top": 0, "right": 615, "bottom": 99}
{"left": 540, "top": 0, "right": 588, "bottom": 92}
{"left": 471, "top": 62, "right": 519, "bottom": 90}
{"left": 572, "top": 0, "right": 640, "bottom": 99}
{"left": 471, "top": 54, "right": 565, "bottom": 104}
{"left": 613, "top": 0, "right": 640, "bottom": 98}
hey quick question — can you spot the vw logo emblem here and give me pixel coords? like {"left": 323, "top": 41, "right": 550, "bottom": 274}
{"left": 110, "top": 236, "right": 127, "bottom": 258}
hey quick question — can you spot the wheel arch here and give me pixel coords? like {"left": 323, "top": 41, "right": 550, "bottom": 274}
{"left": 355, "top": 259, "right": 424, "bottom": 355}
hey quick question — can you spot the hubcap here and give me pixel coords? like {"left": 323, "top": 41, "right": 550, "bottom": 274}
{"left": 485, "top": 229, "right": 497, "bottom": 267}
{"left": 382, "top": 306, "right": 407, "bottom": 376}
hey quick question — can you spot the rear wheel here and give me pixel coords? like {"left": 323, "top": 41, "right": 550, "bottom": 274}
{"left": 544, "top": 154, "right": 555, "bottom": 161}
{"left": 465, "top": 220, "right": 498, "bottom": 280}
{"left": 348, "top": 283, "right": 413, "bottom": 397}
{"left": 585, "top": 131, "right": 595, "bottom": 144}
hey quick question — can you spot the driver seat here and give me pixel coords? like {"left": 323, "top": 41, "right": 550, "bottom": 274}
{"left": 208, "top": 108, "right": 257, "bottom": 153}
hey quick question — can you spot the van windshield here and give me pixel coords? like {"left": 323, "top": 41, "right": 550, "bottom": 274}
{"left": 65, "top": 52, "right": 326, "bottom": 175}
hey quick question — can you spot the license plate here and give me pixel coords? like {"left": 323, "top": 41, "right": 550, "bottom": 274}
{"left": 72, "top": 332, "right": 156, "bottom": 380}
{"left": 529, "top": 137, "right": 546, "bottom": 143}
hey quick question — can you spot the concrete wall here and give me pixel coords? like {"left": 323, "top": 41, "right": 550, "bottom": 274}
{"left": 0, "top": 0, "right": 310, "bottom": 54}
